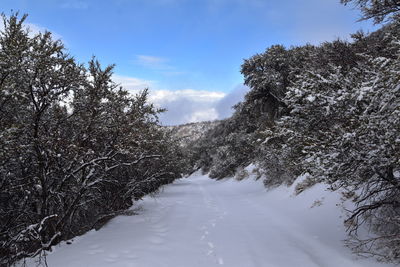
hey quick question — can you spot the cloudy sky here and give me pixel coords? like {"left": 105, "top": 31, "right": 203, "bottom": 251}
{"left": 1, "top": 0, "right": 376, "bottom": 125}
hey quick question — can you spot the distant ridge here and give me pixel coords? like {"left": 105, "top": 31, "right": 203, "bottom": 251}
{"left": 167, "top": 120, "right": 221, "bottom": 146}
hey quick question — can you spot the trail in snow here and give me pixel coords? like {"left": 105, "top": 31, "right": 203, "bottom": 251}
{"left": 23, "top": 173, "right": 394, "bottom": 267}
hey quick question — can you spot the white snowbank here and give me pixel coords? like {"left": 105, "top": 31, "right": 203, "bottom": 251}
{"left": 21, "top": 173, "right": 395, "bottom": 267}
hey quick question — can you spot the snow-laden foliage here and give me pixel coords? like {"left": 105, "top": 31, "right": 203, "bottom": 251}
{"left": 263, "top": 25, "right": 400, "bottom": 260}
{"left": 0, "top": 13, "right": 184, "bottom": 265}
{"left": 284, "top": 50, "right": 400, "bottom": 260}
{"left": 189, "top": 13, "right": 400, "bottom": 262}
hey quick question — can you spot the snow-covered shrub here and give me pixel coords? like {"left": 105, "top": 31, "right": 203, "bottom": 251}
{"left": 266, "top": 22, "right": 400, "bottom": 261}
{"left": 189, "top": 14, "right": 400, "bottom": 262}
{"left": 234, "top": 168, "right": 249, "bottom": 181}
{"left": 0, "top": 13, "right": 184, "bottom": 265}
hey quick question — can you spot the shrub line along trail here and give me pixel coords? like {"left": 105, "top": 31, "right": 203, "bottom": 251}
{"left": 26, "top": 174, "right": 394, "bottom": 267}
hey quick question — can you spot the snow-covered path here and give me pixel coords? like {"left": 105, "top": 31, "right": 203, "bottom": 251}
{"left": 24, "top": 173, "right": 393, "bottom": 267}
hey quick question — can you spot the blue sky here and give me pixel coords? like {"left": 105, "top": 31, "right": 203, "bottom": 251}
{"left": 1, "top": 0, "right": 377, "bottom": 125}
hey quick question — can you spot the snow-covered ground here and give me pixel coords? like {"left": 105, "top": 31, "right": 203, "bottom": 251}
{"left": 22, "top": 173, "right": 394, "bottom": 267}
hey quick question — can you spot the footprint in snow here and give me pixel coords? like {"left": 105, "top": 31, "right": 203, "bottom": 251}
{"left": 86, "top": 249, "right": 104, "bottom": 255}
{"left": 149, "top": 236, "right": 164, "bottom": 245}
{"left": 150, "top": 227, "right": 168, "bottom": 235}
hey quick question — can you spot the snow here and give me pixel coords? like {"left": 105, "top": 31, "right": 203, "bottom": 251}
{"left": 21, "top": 173, "right": 395, "bottom": 267}
{"left": 306, "top": 95, "right": 316, "bottom": 102}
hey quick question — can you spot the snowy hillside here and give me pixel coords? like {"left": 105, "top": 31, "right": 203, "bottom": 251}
{"left": 167, "top": 120, "right": 220, "bottom": 146}
{"left": 21, "top": 171, "right": 394, "bottom": 267}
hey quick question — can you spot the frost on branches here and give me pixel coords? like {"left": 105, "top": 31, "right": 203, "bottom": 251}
{"left": 260, "top": 22, "right": 400, "bottom": 261}
{"left": 0, "top": 13, "right": 185, "bottom": 265}
{"left": 189, "top": 15, "right": 400, "bottom": 262}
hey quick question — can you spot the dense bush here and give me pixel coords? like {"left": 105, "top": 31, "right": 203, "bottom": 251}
{"left": 189, "top": 3, "right": 400, "bottom": 262}
{"left": 0, "top": 13, "right": 184, "bottom": 265}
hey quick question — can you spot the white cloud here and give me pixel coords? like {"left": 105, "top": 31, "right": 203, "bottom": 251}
{"left": 137, "top": 55, "right": 166, "bottom": 64}
{"left": 114, "top": 74, "right": 226, "bottom": 125}
{"left": 134, "top": 55, "right": 186, "bottom": 76}
{"left": 135, "top": 55, "right": 170, "bottom": 69}
{"left": 148, "top": 89, "right": 225, "bottom": 125}
{"left": 149, "top": 89, "right": 224, "bottom": 103}
{"left": 215, "top": 84, "right": 249, "bottom": 119}
{"left": 114, "top": 74, "right": 250, "bottom": 125}
{"left": 113, "top": 74, "right": 155, "bottom": 91}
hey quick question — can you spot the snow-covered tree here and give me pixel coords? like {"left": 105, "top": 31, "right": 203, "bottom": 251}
{"left": 261, "top": 23, "right": 400, "bottom": 260}
{"left": 190, "top": 11, "right": 400, "bottom": 261}
{"left": 0, "top": 13, "right": 184, "bottom": 265}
